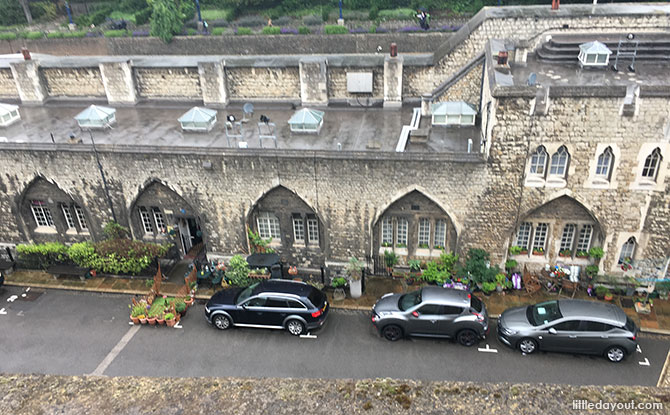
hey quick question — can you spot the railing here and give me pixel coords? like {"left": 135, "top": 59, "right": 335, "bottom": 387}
{"left": 395, "top": 107, "right": 422, "bottom": 152}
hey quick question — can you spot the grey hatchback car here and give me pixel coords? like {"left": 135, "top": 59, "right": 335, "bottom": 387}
{"left": 371, "top": 286, "right": 489, "bottom": 346}
{"left": 497, "top": 299, "right": 638, "bottom": 362}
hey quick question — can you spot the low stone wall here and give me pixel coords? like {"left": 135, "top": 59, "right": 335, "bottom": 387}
{"left": 0, "top": 33, "right": 451, "bottom": 57}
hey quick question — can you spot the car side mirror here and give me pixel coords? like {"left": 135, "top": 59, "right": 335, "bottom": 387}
{"left": 411, "top": 311, "right": 419, "bottom": 318}
{"left": 548, "top": 327, "right": 557, "bottom": 335}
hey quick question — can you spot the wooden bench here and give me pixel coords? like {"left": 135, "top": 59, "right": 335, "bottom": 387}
{"left": 47, "top": 264, "right": 89, "bottom": 281}
{"left": 522, "top": 266, "right": 542, "bottom": 296}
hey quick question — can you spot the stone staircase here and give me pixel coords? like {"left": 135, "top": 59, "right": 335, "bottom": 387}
{"left": 536, "top": 33, "right": 670, "bottom": 63}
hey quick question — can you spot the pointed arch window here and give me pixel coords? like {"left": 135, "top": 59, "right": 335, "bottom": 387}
{"left": 529, "top": 146, "right": 547, "bottom": 176}
{"left": 641, "top": 148, "right": 662, "bottom": 180}
{"left": 618, "top": 237, "right": 636, "bottom": 265}
{"left": 549, "top": 146, "right": 569, "bottom": 177}
{"left": 595, "top": 147, "right": 614, "bottom": 179}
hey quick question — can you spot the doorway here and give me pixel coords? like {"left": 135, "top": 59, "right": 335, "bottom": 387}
{"left": 177, "top": 217, "right": 203, "bottom": 256}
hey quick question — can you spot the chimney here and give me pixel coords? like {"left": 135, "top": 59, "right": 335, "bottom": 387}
{"left": 551, "top": 0, "right": 560, "bottom": 10}
{"left": 390, "top": 42, "right": 397, "bottom": 58}
{"left": 497, "top": 51, "right": 508, "bottom": 66}
{"left": 21, "top": 47, "right": 31, "bottom": 60}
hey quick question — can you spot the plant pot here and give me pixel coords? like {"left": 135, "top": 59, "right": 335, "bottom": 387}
{"left": 147, "top": 317, "right": 157, "bottom": 325}
{"left": 184, "top": 298, "right": 195, "bottom": 307}
{"left": 532, "top": 252, "right": 544, "bottom": 256}
{"left": 349, "top": 279, "right": 362, "bottom": 299}
{"left": 333, "top": 287, "right": 346, "bottom": 301}
{"left": 604, "top": 294, "right": 614, "bottom": 302}
{"left": 405, "top": 277, "right": 415, "bottom": 285}
{"left": 166, "top": 318, "right": 176, "bottom": 327}
{"left": 520, "top": 250, "right": 528, "bottom": 255}
{"left": 131, "top": 315, "right": 140, "bottom": 324}
{"left": 139, "top": 317, "right": 148, "bottom": 325}
{"left": 496, "top": 285, "right": 503, "bottom": 292}
{"left": 157, "top": 318, "right": 165, "bottom": 325}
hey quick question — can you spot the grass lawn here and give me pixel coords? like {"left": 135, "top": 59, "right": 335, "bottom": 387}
{"left": 201, "top": 8, "right": 233, "bottom": 21}
{"left": 378, "top": 8, "right": 415, "bottom": 20}
{"left": 109, "top": 11, "right": 136, "bottom": 25}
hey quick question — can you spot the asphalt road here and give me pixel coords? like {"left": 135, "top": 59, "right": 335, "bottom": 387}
{"left": 0, "top": 286, "right": 668, "bottom": 386}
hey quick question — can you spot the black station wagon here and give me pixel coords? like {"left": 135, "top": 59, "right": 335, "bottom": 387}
{"left": 205, "top": 279, "right": 329, "bottom": 336}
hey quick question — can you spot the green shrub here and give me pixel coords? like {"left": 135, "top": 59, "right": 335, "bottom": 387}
{"left": 75, "top": 6, "right": 113, "bottom": 28}
{"left": 134, "top": 7, "right": 152, "bottom": 25}
{"left": 331, "top": 277, "right": 347, "bottom": 288}
{"left": 321, "top": 8, "right": 330, "bottom": 23}
{"left": 17, "top": 242, "right": 68, "bottom": 270}
{"left": 180, "top": 0, "right": 196, "bottom": 22}
{"left": 302, "top": 15, "right": 321, "bottom": 26}
{"left": 62, "top": 31, "right": 87, "bottom": 38}
{"left": 201, "top": 8, "right": 232, "bottom": 21}
{"left": 187, "top": 28, "right": 197, "bottom": 35}
{"left": 323, "top": 25, "right": 348, "bottom": 35}
{"left": 0, "top": 32, "right": 17, "bottom": 40}
{"left": 261, "top": 26, "right": 281, "bottom": 35}
{"left": 422, "top": 261, "right": 449, "bottom": 285}
{"left": 30, "top": 1, "right": 58, "bottom": 21}
{"left": 586, "top": 265, "right": 599, "bottom": 279}
{"left": 226, "top": 254, "right": 252, "bottom": 286}
{"left": 109, "top": 11, "right": 137, "bottom": 25}
{"left": 235, "top": 27, "right": 252, "bottom": 35}
{"left": 588, "top": 247, "right": 604, "bottom": 260}
{"left": 120, "top": 0, "right": 148, "bottom": 13}
{"left": 104, "top": 30, "right": 128, "bottom": 38}
{"left": 0, "top": 0, "right": 27, "bottom": 26}
{"left": 408, "top": 259, "right": 421, "bottom": 272}
{"left": 378, "top": 8, "right": 415, "bottom": 20}
{"left": 211, "top": 27, "right": 226, "bottom": 35}
{"left": 67, "top": 242, "right": 97, "bottom": 267}
{"left": 369, "top": 6, "right": 379, "bottom": 21}
{"left": 298, "top": 26, "right": 310, "bottom": 34}
{"left": 174, "top": 299, "right": 186, "bottom": 314}
{"left": 368, "top": 25, "right": 377, "bottom": 33}
{"left": 46, "top": 32, "right": 65, "bottom": 39}
{"left": 383, "top": 249, "right": 398, "bottom": 269}
{"left": 21, "top": 31, "right": 44, "bottom": 40}
{"left": 508, "top": 245, "right": 522, "bottom": 255}
{"left": 103, "top": 221, "right": 130, "bottom": 240}
{"left": 458, "top": 248, "right": 499, "bottom": 285}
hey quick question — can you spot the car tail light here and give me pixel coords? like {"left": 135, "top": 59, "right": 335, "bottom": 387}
{"left": 630, "top": 335, "right": 636, "bottom": 341}
{"left": 412, "top": 311, "right": 419, "bottom": 318}
{"left": 311, "top": 309, "right": 323, "bottom": 318}
{"left": 472, "top": 312, "right": 484, "bottom": 321}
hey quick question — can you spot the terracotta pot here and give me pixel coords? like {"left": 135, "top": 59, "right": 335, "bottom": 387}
{"left": 184, "top": 298, "right": 195, "bottom": 307}
{"left": 166, "top": 318, "right": 176, "bottom": 327}
{"left": 147, "top": 317, "right": 157, "bottom": 325}
{"left": 157, "top": 318, "right": 165, "bottom": 325}
{"left": 139, "top": 317, "right": 148, "bottom": 324}
{"left": 131, "top": 316, "right": 140, "bottom": 325}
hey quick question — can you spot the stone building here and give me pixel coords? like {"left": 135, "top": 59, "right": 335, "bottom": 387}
{"left": 0, "top": 4, "right": 669, "bottom": 279}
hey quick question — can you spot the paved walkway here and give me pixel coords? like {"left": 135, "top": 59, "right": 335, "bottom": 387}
{"left": 4, "top": 269, "right": 670, "bottom": 335}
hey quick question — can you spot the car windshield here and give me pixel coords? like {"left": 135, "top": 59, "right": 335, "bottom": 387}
{"left": 527, "top": 300, "right": 562, "bottom": 326}
{"left": 398, "top": 290, "right": 422, "bottom": 311}
{"left": 235, "top": 282, "right": 260, "bottom": 304}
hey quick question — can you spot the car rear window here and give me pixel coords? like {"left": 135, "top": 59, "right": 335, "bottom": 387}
{"left": 625, "top": 316, "right": 637, "bottom": 333}
{"left": 308, "top": 288, "right": 326, "bottom": 308}
{"left": 470, "top": 295, "right": 483, "bottom": 312}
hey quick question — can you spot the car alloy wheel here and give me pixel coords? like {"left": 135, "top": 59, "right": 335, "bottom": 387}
{"left": 518, "top": 338, "right": 538, "bottom": 354}
{"left": 606, "top": 346, "right": 625, "bottom": 363}
{"left": 382, "top": 325, "right": 403, "bottom": 341}
{"left": 287, "top": 319, "right": 305, "bottom": 336}
{"left": 213, "top": 314, "right": 231, "bottom": 330}
{"left": 456, "top": 329, "right": 478, "bottom": 347}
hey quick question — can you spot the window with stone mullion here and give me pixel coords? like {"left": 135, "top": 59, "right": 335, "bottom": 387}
{"left": 559, "top": 224, "right": 576, "bottom": 252}
{"left": 434, "top": 220, "right": 446, "bottom": 249}
{"left": 595, "top": 147, "right": 613, "bottom": 178}
{"left": 257, "top": 212, "right": 280, "bottom": 240}
{"left": 74, "top": 206, "right": 88, "bottom": 231}
{"left": 31, "top": 200, "right": 54, "bottom": 228}
{"left": 61, "top": 205, "right": 76, "bottom": 230}
{"left": 549, "top": 146, "right": 569, "bottom": 177}
{"left": 307, "top": 217, "right": 319, "bottom": 244}
{"left": 396, "top": 218, "right": 408, "bottom": 247}
{"left": 642, "top": 148, "right": 661, "bottom": 179}
{"left": 292, "top": 216, "right": 305, "bottom": 243}
{"left": 576, "top": 225, "right": 593, "bottom": 252}
{"left": 381, "top": 218, "right": 393, "bottom": 246}
{"left": 515, "top": 222, "right": 532, "bottom": 250}
{"left": 618, "top": 237, "right": 636, "bottom": 264}
{"left": 529, "top": 147, "right": 547, "bottom": 176}
{"left": 139, "top": 207, "right": 154, "bottom": 234}
{"left": 418, "top": 218, "right": 430, "bottom": 247}
{"left": 532, "top": 223, "right": 548, "bottom": 251}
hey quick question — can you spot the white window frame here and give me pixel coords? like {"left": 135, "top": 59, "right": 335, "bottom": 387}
{"left": 381, "top": 217, "right": 393, "bottom": 246}
{"left": 641, "top": 148, "right": 661, "bottom": 180}
{"left": 418, "top": 218, "right": 430, "bottom": 248}
{"left": 307, "top": 217, "right": 319, "bottom": 245}
{"left": 74, "top": 206, "right": 88, "bottom": 231}
{"left": 515, "top": 222, "right": 532, "bottom": 250}
{"left": 576, "top": 225, "right": 593, "bottom": 253}
{"left": 595, "top": 147, "right": 613, "bottom": 179}
{"left": 292, "top": 216, "right": 305, "bottom": 243}
{"left": 31, "top": 200, "right": 54, "bottom": 228}
{"left": 139, "top": 206, "right": 154, "bottom": 234}
{"left": 396, "top": 218, "right": 408, "bottom": 247}
{"left": 549, "top": 146, "right": 569, "bottom": 177}
{"left": 434, "top": 220, "right": 446, "bottom": 249}
{"left": 61, "top": 205, "right": 76, "bottom": 230}
{"left": 152, "top": 207, "right": 166, "bottom": 234}
{"left": 532, "top": 223, "right": 549, "bottom": 252}
{"left": 618, "top": 237, "right": 636, "bottom": 264}
{"left": 529, "top": 146, "right": 547, "bottom": 176}
{"left": 559, "top": 224, "right": 576, "bottom": 252}
{"left": 257, "top": 212, "right": 280, "bottom": 240}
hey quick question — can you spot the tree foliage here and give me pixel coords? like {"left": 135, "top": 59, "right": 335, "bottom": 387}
{"left": 150, "top": 0, "right": 183, "bottom": 43}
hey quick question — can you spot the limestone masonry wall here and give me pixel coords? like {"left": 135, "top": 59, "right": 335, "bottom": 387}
{"left": 226, "top": 67, "right": 300, "bottom": 100}
{"left": 433, "top": 62, "right": 484, "bottom": 108}
{"left": 134, "top": 67, "right": 202, "bottom": 100}
{"left": 0, "top": 68, "right": 17, "bottom": 98}
{"left": 41, "top": 67, "right": 105, "bottom": 98}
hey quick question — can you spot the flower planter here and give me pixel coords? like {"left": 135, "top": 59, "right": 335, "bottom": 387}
{"left": 147, "top": 317, "right": 157, "bottom": 325}
{"left": 157, "top": 317, "right": 165, "bottom": 325}
{"left": 184, "top": 297, "right": 195, "bottom": 307}
{"left": 532, "top": 252, "right": 544, "bottom": 256}
{"left": 139, "top": 316, "right": 148, "bottom": 324}
{"left": 166, "top": 318, "right": 176, "bottom": 327}
{"left": 130, "top": 315, "right": 140, "bottom": 325}
{"left": 349, "top": 279, "right": 362, "bottom": 299}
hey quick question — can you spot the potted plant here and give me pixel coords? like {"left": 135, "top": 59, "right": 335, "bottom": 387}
{"left": 156, "top": 312, "right": 165, "bottom": 325}
{"left": 331, "top": 276, "right": 347, "bottom": 301}
{"left": 165, "top": 312, "right": 176, "bottom": 327}
{"left": 381, "top": 242, "right": 392, "bottom": 248}
{"left": 509, "top": 245, "right": 522, "bottom": 256}
{"left": 418, "top": 243, "right": 429, "bottom": 249}
{"left": 504, "top": 259, "right": 517, "bottom": 274}
{"left": 174, "top": 299, "right": 187, "bottom": 317}
{"left": 576, "top": 250, "right": 589, "bottom": 259}
{"left": 383, "top": 250, "right": 399, "bottom": 275}
{"left": 129, "top": 304, "right": 144, "bottom": 324}
{"left": 532, "top": 247, "right": 545, "bottom": 256}
{"left": 585, "top": 265, "right": 599, "bottom": 279}
{"left": 588, "top": 247, "right": 604, "bottom": 261}
{"left": 408, "top": 259, "right": 422, "bottom": 276}
{"left": 346, "top": 256, "right": 364, "bottom": 299}
{"left": 183, "top": 294, "right": 195, "bottom": 307}
{"left": 494, "top": 273, "right": 508, "bottom": 292}
{"left": 147, "top": 310, "right": 157, "bottom": 325}
{"left": 138, "top": 314, "right": 147, "bottom": 324}
{"left": 595, "top": 285, "right": 608, "bottom": 300}
{"left": 481, "top": 281, "right": 497, "bottom": 295}
{"left": 604, "top": 290, "right": 614, "bottom": 302}
{"left": 403, "top": 272, "right": 415, "bottom": 286}
{"left": 559, "top": 249, "right": 571, "bottom": 258}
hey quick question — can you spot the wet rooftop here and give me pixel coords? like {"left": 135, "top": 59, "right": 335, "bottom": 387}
{"left": 0, "top": 102, "right": 476, "bottom": 153}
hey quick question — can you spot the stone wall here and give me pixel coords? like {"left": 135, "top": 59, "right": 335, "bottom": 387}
{"left": 226, "top": 67, "right": 300, "bottom": 100}
{"left": 433, "top": 62, "right": 483, "bottom": 108}
{"left": 133, "top": 67, "right": 202, "bottom": 100}
{"left": 327, "top": 66, "right": 384, "bottom": 100}
{"left": 0, "top": 68, "right": 17, "bottom": 98}
{"left": 41, "top": 67, "right": 105, "bottom": 98}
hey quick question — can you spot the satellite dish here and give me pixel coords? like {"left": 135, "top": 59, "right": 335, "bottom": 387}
{"left": 527, "top": 73, "right": 537, "bottom": 86}
{"left": 243, "top": 103, "right": 254, "bottom": 115}
{"left": 227, "top": 114, "right": 236, "bottom": 122}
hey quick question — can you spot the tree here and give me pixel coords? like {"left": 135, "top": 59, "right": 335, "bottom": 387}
{"left": 150, "top": 0, "right": 183, "bottom": 43}
{"left": 18, "top": 0, "right": 32, "bottom": 25}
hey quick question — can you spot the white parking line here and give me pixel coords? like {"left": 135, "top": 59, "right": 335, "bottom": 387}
{"left": 639, "top": 358, "right": 650, "bottom": 366}
{"left": 477, "top": 344, "right": 498, "bottom": 353}
{"left": 6, "top": 295, "right": 17, "bottom": 303}
{"left": 90, "top": 325, "right": 140, "bottom": 376}
{"left": 0, "top": 308, "right": 6, "bottom": 315}
{"left": 300, "top": 333, "right": 317, "bottom": 339}
{"left": 636, "top": 344, "right": 642, "bottom": 354}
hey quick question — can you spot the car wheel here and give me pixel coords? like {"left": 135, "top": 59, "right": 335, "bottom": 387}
{"left": 517, "top": 338, "right": 538, "bottom": 354}
{"left": 381, "top": 324, "right": 403, "bottom": 341}
{"left": 286, "top": 319, "right": 305, "bottom": 336}
{"left": 212, "top": 314, "right": 231, "bottom": 330}
{"left": 456, "top": 329, "right": 478, "bottom": 347}
{"left": 605, "top": 346, "right": 626, "bottom": 363}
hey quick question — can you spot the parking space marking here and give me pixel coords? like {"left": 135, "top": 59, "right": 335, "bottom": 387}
{"left": 90, "top": 325, "right": 140, "bottom": 376}
{"left": 6, "top": 295, "right": 17, "bottom": 303}
{"left": 637, "top": 345, "right": 643, "bottom": 353}
{"left": 300, "top": 333, "right": 318, "bottom": 339}
{"left": 16, "top": 310, "right": 24, "bottom": 316}
{"left": 639, "top": 358, "right": 650, "bottom": 366}
{"left": 477, "top": 344, "right": 498, "bottom": 353}
{"left": 0, "top": 308, "right": 6, "bottom": 315}
{"left": 174, "top": 322, "right": 183, "bottom": 329}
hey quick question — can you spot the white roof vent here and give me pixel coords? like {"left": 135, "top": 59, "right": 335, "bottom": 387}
{"left": 431, "top": 101, "right": 477, "bottom": 126}
{"left": 578, "top": 41, "right": 612, "bottom": 67}
{"left": 74, "top": 105, "right": 116, "bottom": 129}
{"left": 288, "top": 108, "right": 324, "bottom": 133}
{"left": 178, "top": 106, "right": 217, "bottom": 132}
{"left": 346, "top": 72, "right": 373, "bottom": 93}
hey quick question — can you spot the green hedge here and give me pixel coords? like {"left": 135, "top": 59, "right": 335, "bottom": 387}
{"left": 104, "top": 30, "right": 129, "bottom": 37}
{"left": 235, "top": 27, "right": 252, "bottom": 35}
{"left": 62, "top": 31, "right": 88, "bottom": 38}
{"left": 261, "top": 26, "right": 280, "bottom": 35}
{"left": 46, "top": 32, "right": 65, "bottom": 39}
{"left": 298, "top": 26, "right": 309, "bottom": 34}
{"left": 17, "top": 242, "right": 68, "bottom": 270}
{"left": 21, "top": 31, "right": 44, "bottom": 39}
{"left": 0, "top": 32, "right": 17, "bottom": 40}
{"left": 323, "top": 25, "right": 348, "bottom": 35}
{"left": 211, "top": 27, "right": 226, "bottom": 35}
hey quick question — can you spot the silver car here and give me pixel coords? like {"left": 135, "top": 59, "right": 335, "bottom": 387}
{"left": 371, "top": 287, "right": 489, "bottom": 346}
{"left": 497, "top": 299, "right": 638, "bottom": 362}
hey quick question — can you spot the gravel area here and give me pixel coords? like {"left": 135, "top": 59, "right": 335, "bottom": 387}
{"left": 0, "top": 374, "right": 668, "bottom": 415}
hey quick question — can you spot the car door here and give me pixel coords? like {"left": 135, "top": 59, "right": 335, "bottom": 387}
{"left": 437, "top": 305, "right": 466, "bottom": 337}
{"left": 262, "top": 296, "right": 291, "bottom": 326}
{"left": 238, "top": 296, "right": 268, "bottom": 324}
{"left": 540, "top": 320, "right": 581, "bottom": 352}
{"left": 408, "top": 304, "right": 443, "bottom": 336}
{"left": 574, "top": 320, "right": 617, "bottom": 355}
